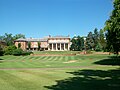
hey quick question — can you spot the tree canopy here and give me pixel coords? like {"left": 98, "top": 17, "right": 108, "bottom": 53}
{"left": 104, "top": 0, "right": 120, "bottom": 55}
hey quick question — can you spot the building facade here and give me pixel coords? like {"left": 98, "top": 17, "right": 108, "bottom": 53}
{"left": 14, "top": 35, "right": 70, "bottom": 51}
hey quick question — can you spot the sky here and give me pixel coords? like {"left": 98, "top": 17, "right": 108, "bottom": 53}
{"left": 0, "top": 0, "right": 113, "bottom": 38}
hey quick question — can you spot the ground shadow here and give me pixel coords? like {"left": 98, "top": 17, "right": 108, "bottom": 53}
{"left": 0, "top": 58, "right": 3, "bottom": 63}
{"left": 94, "top": 56, "right": 120, "bottom": 66}
{"left": 44, "top": 69, "right": 120, "bottom": 90}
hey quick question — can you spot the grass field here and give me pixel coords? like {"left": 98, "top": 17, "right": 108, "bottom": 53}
{"left": 0, "top": 51, "right": 120, "bottom": 90}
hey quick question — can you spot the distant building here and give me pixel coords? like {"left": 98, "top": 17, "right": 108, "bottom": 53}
{"left": 14, "top": 35, "right": 71, "bottom": 51}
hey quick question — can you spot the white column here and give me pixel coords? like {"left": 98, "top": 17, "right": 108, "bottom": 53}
{"left": 64, "top": 43, "right": 65, "bottom": 50}
{"left": 52, "top": 43, "right": 53, "bottom": 51}
{"left": 60, "top": 43, "right": 61, "bottom": 51}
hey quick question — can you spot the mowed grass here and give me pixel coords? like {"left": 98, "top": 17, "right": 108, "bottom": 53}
{"left": 0, "top": 52, "right": 120, "bottom": 90}
{"left": 0, "top": 54, "right": 112, "bottom": 68}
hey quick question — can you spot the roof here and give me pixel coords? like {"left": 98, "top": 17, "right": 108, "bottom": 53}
{"left": 14, "top": 35, "right": 70, "bottom": 42}
{"left": 15, "top": 38, "right": 47, "bottom": 42}
{"left": 49, "top": 35, "right": 70, "bottom": 38}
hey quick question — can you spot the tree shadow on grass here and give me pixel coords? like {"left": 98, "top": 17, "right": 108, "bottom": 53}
{"left": 0, "top": 58, "right": 3, "bottom": 63}
{"left": 94, "top": 56, "right": 120, "bottom": 66}
{"left": 44, "top": 69, "right": 120, "bottom": 90}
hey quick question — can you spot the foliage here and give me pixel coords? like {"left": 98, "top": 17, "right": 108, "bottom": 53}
{"left": 0, "top": 45, "right": 4, "bottom": 56}
{"left": 85, "top": 29, "right": 106, "bottom": 51}
{"left": 99, "top": 29, "right": 106, "bottom": 51}
{"left": 38, "top": 42, "right": 41, "bottom": 50}
{"left": 28, "top": 42, "right": 31, "bottom": 50}
{"left": 12, "top": 48, "right": 33, "bottom": 56}
{"left": 4, "top": 45, "right": 17, "bottom": 55}
{"left": 3, "top": 33, "right": 14, "bottom": 46}
{"left": 70, "top": 36, "right": 84, "bottom": 51}
{"left": 13, "top": 34, "right": 25, "bottom": 40}
{"left": 86, "top": 32, "right": 94, "bottom": 50}
{"left": 0, "top": 33, "right": 26, "bottom": 46}
{"left": 86, "top": 50, "right": 93, "bottom": 54}
{"left": 18, "top": 43, "right": 21, "bottom": 48}
{"left": 104, "top": 0, "right": 120, "bottom": 55}
{"left": 12, "top": 48, "right": 23, "bottom": 56}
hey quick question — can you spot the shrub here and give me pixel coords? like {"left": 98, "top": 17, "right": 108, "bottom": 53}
{"left": 12, "top": 48, "right": 23, "bottom": 56}
{"left": 86, "top": 50, "right": 93, "bottom": 54}
{"left": 0, "top": 50, "right": 4, "bottom": 56}
{"left": 4, "top": 45, "right": 17, "bottom": 55}
{"left": 0, "top": 45, "right": 4, "bottom": 56}
{"left": 12, "top": 49, "right": 33, "bottom": 56}
{"left": 22, "top": 51, "right": 33, "bottom": 56}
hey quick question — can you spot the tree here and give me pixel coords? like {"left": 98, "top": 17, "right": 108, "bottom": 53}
{"left": 38, "top": 42, "right": 41, "bottom": 50}
{"left": 93, "top": 28, "right": 99, "bottom": 50}
{"left": 0, "top": 45, "right": 4, "bottom": 56}
{"left": 3, "top": 33, "right": 14, "bottom": 46}
{"left": 28, "top": 42, "right": 31, "bottom": 50}
{"left": 86, "top": 32, "right": 94, "bottom": 50}
{"left": 99, "top": 29, "right": 106, "bottom": 51}
{"left": 18, "top": 43, "right": 21, "bottom": 48}
{"left": 13, "top": 34, "right": 25, "bottom": 40}
{"left": 4, "top": 45, "right": 17, "bottom": 55}
{"left": 104, "top": 0, "right": 120, "bottom": 55}
{"left": 70, "top": 36, "right": 84, "bottom": 51}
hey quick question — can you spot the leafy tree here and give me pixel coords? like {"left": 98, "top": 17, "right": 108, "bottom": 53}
{"left": 13, "top": 34, "right": 25, "bottom": 40}
{"left": 70, "top": 36, "right": 84, "bottom": 51}
{"left": 93, "top": 28, "right": 99, "bottom": 50}
{"left": 3, "top": 33, "right": 14, "bottom": 46}
{"left": 28, "top": 42, "right": 31, "bottom": 50}
{"left": 0, "top": 45, "right": 4, "bottom": 56}
{"left": 0, "top": 36, "right": 4, "bottom": 40}
{"left": 4, "top": 45, "right": 17, "bottom": 55}
{"left": 38, "top": 42, "right": 41, "bottom": 50}
{"left": 99, "top": 29, "right": 106, "bottom": 51}
{"left": 104, "top": 0, "right": 120, "bottom": 55}
{"left": 86, "top": 32, "right": 94, "bottom": 50}
{"left": 18, "top": 43, "right": 21, "bottom": 48}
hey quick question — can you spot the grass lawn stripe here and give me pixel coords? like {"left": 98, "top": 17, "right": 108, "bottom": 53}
{"left": 0, "top": 70, "right": 44, "bottom": 90}
{"left": 52, "top": 56, "right": 58, "bottom": 61}
{"left": 42, "top": 56, "right": 49, "bottom": 61}
{"left": 46, "top": 56, "right": 52, "bottom": 61}
{"left": 48, "top": 56, "right": 56, "bottom": 61}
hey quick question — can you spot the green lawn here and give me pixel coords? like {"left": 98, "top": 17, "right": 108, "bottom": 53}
{"left": 0, "top": 52, "right": 120, "bottom": 90}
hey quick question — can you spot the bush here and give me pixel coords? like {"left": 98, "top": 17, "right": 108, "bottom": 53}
{"left": 0, "top": 45, "right": 4, "bottom": 56}
{"left": 0, "top": 50, "right": 4, "bottom": 56}
{"left": 86, "top": 50, "right": 93, "bottom": 54}
{"left": 12, "top": 48, "right": 23, "bottom": 56}
{"left": 12, "top": 49, "right": 33, "bottom": 56}
{"left": 4, "top": 45, "right": 17, "bottom": 55}
{"left": 22, "top": 51, "right": 33, "bottom": 56}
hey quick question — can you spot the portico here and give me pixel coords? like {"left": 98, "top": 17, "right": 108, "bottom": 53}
{"left": 49, "top": 43, "right": 70, "bottom": 51}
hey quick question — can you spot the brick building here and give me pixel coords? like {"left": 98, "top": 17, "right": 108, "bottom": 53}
{"left": 14, "top": 35, "right": 71, "bottom": 51}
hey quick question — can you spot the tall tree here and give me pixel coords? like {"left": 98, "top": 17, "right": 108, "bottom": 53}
{"left": 70, "top": 36, "right": 84, "bottom": 51}
{"left": 38, "top": 42, "right": 41, "bottom": 50}
{"left": 28, "top": 42, "right": 31, "bottom": 50}
{"left": 13, "top": 34, "right": 25, "bottom": 40}
{"left": 99, "top": 29, "right": 106, "bottom": 51}
{"left": 104, "top": 0, "right": 120, "bottom": 55}
{"left": 3, "top": 33, "right": 14, "bottom": 46}
{"left": 86, "top": 32, "right": 94, "bottom": 50}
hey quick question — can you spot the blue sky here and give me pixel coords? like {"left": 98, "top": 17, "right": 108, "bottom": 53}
{"left": 0, "top": 0, "right": 113, "bottom": 38}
